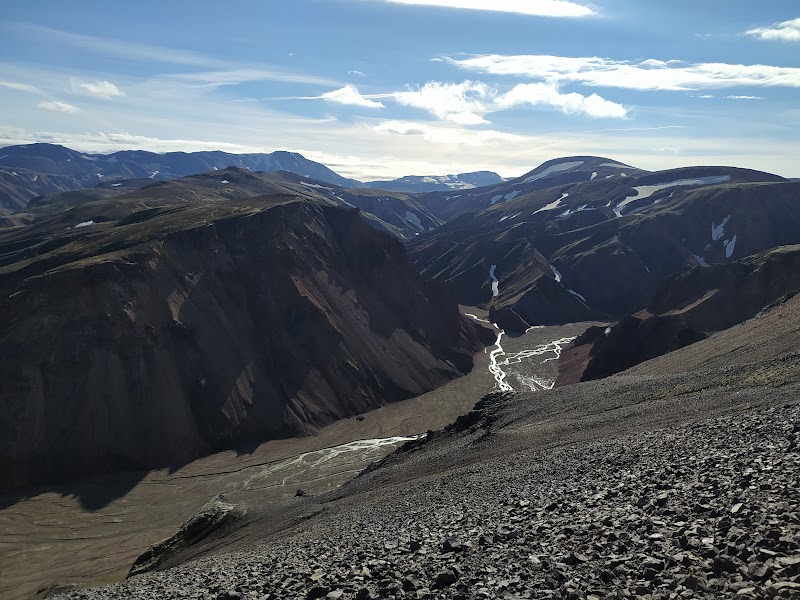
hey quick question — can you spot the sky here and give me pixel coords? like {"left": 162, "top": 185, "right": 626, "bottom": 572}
{"left": 0, "top": 1, "right": 798, "bottom": 180}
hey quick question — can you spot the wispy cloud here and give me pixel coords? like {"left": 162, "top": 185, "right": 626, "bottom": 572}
{"left": 446, "top": 54, "right": 800, "bottom": 91}
{"left": 726, "top": 95, "right": 765, "bottom": 100}
{"left": 370, "top": 120, "right": 520, "bottom": 145}
{"left": 12, "top": 22, "right": 221, "bottom": 67}
{"left": 9, "top": 23, "right": 337, "bottom": 87}
{"left": 348, "top": 70, "right": 366, "bottom": 77}
{"left": 746, "top": 17, "right": 800, "bottom": 43}
{"left": 380, "top": 0, "right": 594, "bottom": 17}
{"left": 320, "top": 85, "right": 385, "bottom": 108}
{"left": 0, "top": 80, "right": 43, "bottom": 94}
{"left": 38, "top": 100, "right": 79, "bottom": 113}
{"left": 69, "top": 78, "right": 125, "bottom": 99}
{"left": 173, "top": 68, "right": 339, "bottom": 88}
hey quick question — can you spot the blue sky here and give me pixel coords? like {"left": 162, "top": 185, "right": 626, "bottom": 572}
{"left": 0, "top": 1, "right": 798, "bottom": 180}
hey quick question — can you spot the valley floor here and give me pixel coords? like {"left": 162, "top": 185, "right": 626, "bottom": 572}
{"left": 0, "top": 315, "right": 590, "bottom": 600}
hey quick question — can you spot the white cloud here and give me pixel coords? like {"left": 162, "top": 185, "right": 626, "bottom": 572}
{"left": 446, "top": 54, "right": 800, "bottom": 91}
{"left": 382, "top": 0, "right": 594, "bottom": 17}
{"left": 348, "top": 70, "right": 366, "bottom": 77}
{"left": 726, "top": 95, "right": 765, "bottom": 100}
{"left": 0, "top": 80, "right": 43, "bottom": 94}
{"left": 393, "top": 81, "right": 491, "bottom": 124}
{"left": 69, "top": 78, "right": 125, "bottom": 99}
{"left": 747, "top": 17, "right": 800, "bottom": 43}
{"left": 320, "top": 85, "right": 385, "bottom": 108}
{"left": 392, "top": 80, "right": 627, "bottom": 122}
{"left": 38, "top": 100, "right": 79, "bottom": 113}
{"left": 497, "top": 83, "right": 628, "bottom": 118}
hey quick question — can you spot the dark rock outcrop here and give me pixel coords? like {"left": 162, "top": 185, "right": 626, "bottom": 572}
{"left": 557, "top": 244, "right": 800, "bottom": 385}
{"left": 0, "top": 197, "right": 487, "bottom": 490}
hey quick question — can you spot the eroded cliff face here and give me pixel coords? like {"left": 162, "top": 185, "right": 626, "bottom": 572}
{"left": 0, "top": 201, "right": 487, "bottom": 489}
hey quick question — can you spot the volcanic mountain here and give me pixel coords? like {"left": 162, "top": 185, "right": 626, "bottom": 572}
{"left": 3, "top": 167, "right": 443, "bottom": 240}
{"left": 0, "top": 178, "right": 490, "bottom": 490}
{"left": 0, "top": 143, "right": 500, "bottom": 215}
{"left": 0, "top": 143, "right": 363, "bottom": 213}
{"left": 408, "top": 158, "right": 794, "bottom": 331}
{"left": 556, "top": 243, "right": 800, "bottom": 386}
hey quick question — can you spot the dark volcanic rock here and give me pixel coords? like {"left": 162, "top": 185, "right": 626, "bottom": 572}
{"left": 0, "top": 198, "right": 488, "bottom": 490}
{"left": 557, "top": 244, "right": 800, "bottom": 385}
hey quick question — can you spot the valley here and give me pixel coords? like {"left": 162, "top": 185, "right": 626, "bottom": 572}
{"left": 0, "top": 314, "right": 590, "bottom": 599}
{"left": 0, "top": 144, "right": 797, "bottom": 600}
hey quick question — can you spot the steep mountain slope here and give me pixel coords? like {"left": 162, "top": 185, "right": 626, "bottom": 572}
{"left": 556, "top": 244, "right": 800, "bottom": 385}
{"left": 366, "top": 171, "right": 503, "bottom": 193}
{"left": 408, "top": 165, "right": 794, "bottom": 330}
{"left": 0, "top": 143, "right": 361, "bottom": 210}
{"left": 413, "top": 156, "right": 647, "bottom": 222}
{"left": 0, "top": 190, "right": 489, "bottom": 490}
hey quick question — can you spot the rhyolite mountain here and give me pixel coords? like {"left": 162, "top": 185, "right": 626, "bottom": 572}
{"left": 408, "top": 160, "right": 794, "bottom": 331}
{"left": 365, "top": 171, "right": 504, "bottom": 193}
{"left": 0, "top": 181, "right": 491, "bottom": 490}
{"left": 3, "top": 167, "right": 443, "bottom": 240}
{"left": 556, "top": 243, "right": 800, "bottom": 386}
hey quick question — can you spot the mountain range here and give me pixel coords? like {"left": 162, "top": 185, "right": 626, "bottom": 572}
{"left": 0, "top": 143, "right": 502, "bottom": 214}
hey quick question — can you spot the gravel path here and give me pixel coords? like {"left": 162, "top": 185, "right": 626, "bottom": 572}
{"left": 57, "top": 390, "right": 800, "bottom": 599}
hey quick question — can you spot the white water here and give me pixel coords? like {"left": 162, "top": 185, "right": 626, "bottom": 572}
{"left": 465, "top": 313, "right": 575, "bottom": 393}
{"left": 243, "top": 435, "right": 420, "bottom": 490}
{"left": 488, "top": 328, "right": 514, "bottom": 392}
{"left": 489, "top": 265, "right": 500, "bottom": 297}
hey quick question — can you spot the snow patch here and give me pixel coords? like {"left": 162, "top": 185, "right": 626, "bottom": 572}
{"left": 106, "top": 157, "right": 117, "bottom": 163}
{"left": 220, "top": 179, "right": 230, "bottom": 184}
{"left": 711, "top": 215, "right": 731, "bottom": 241}
{"left": 568, "top": 289, "right": 587, "bottom": 303}
{"left": 489, "top": 265, "right": 500, "bottom": 298}
{"left": 75, "top": 220, "right": 96, "bottom": 228}
{"left": 590, "top": 172, "right": 597, "bottom": 180}
{"left": 499, "top": 212, "right": 521, "bottom": 222}
{"left": 0, "top": 155, "right": 8, "bottom": 160}
{"left": 724, "top": 235, "right": 737, "bottom": 258}
{"left": 504, "top": 190, "right": 520, "bottom": 201}
{"left": 614, "top": 176, "right": 731, "bottom": 217}
{"left": 523, "top": 161, "right": 584, "bottom": 184}
{"left": 300, "top": 181, "right": 330, "bottom": 190}
{"left": 111, "top": 183, "right": 122, "bottom": 187}
{"left": 149, "top": 170, "right": 159, "bottom": 179}
{"left": 404, "top": 211, "right": 423, "bottom": 230}
{"left": 490, "top": 194, "right": 503, "bottom": 204}
{"left": 691, "top": 253, "right": 709, "bottom": 268}
{"left": 599, "top": 162, "right": 627, "bottom": 169}
{"left": 550, "top": 265, "right": 562, "bottom": 283}
{"left": 534, "top": 192, "right": 568, "bottom": 214}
